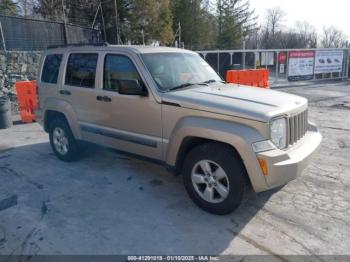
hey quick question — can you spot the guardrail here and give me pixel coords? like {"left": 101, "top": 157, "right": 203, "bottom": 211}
{"left": 197, "top": 48, "right": 350, "bottom": 86}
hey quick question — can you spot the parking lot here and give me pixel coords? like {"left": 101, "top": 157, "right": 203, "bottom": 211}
{"left": 0, "top": 81, "right": 349, "bottom": 257}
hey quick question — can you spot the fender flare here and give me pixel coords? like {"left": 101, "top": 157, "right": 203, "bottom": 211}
{"left": 166, "top": 116, "right": 269, "bottom": 192}
{"left": 43, "top": 98, "right": 82, "bottom": 139}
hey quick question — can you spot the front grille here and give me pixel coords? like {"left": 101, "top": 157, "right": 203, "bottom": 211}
{"left": 288, "top": 110, "right": 308, "bottom": 146}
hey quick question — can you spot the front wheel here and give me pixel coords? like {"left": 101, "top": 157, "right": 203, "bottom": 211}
{"left": 182, "top": 143, "right": 246, "bottom": 215}
{"left": 49, "top": 118, "right": 80, "bottom": 162}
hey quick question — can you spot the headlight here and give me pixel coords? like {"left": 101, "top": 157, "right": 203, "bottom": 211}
{"left": 270, "top": 118, "right": 287, "bottom": 149}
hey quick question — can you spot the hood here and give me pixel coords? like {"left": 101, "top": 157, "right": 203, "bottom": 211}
{"left": 162, "top": 83, "right": 308, "bottom": 122}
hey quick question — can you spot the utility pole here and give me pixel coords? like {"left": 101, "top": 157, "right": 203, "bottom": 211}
{"left": 61, "top": 0, "right": 69, "bottom": 44}
{"left": 141, "top": 29, "right": 145, "bottom": 45}
{"left": 100, "top": 2, "right": 107, "bottom": 43}
{"left": 178, "top": 22, "right": 182, "bottom": 48}
{"left": 242, "top": 39, "right": 246, "bottom": 69}
{"left": 0, "top": 22, "right": 7, "bottom": 52}
{"left": 113, "top": 0, "right": 121, "bottom": 44}
{"left": 91, "top": 4, "right": 100, "bottom": 29}
{"left": 172, "top": 22, "right": 183, "bottom": 48}
{"left": 24, "top": 0, "right": 27, "bottom": 17}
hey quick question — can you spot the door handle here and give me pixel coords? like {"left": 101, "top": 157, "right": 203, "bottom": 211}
{"left": 102, "top": 96, "right": 111, "bottom": 102}
{"left": 59, "top": 90, "right": 71, "bottom": 96}
{"left": 96, "top": 96, "right": 111, "bottom": 102}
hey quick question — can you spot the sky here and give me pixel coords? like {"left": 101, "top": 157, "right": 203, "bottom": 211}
{"left": 249, "top": 0, "right": 350, "bottom": 39}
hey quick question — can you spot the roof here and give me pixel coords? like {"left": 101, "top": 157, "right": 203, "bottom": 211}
{"left": 46, "top": 44, "right": 194, "bottom": 55}
{"left": 111, "top": 45, "right": 194, "bottom": 54}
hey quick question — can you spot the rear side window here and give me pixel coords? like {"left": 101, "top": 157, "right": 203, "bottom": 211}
{"left": 65, "top": 53, "right": 98, "bottom": 88}
{"left": 41, "top": 54, "right": 62, "bottom": 84}
{"left": 104, "top": 54, "right": 141, "bottom": 91}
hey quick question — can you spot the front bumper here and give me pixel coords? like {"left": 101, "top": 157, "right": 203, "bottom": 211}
{"left": 256, "top": 123, "right": 322, "bottom": 191}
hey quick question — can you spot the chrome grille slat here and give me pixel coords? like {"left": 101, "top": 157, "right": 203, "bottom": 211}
{"left": 298, "top": 114, "right": 301, "bottom": 141}
{"left": 294, "top": 116, "right": 298, "bottom": 143}
{"left": 301, "top": 111, "right": 305, "bottom": 135}
{"left": 288, "top": 110, "right": 308, "bottom": 146}
{"left": 305, "top": 110, "right": 308, "bottom": 133}
{"left": 295, "top": 116, "right": 298, "bottom": 143}
{"left": 303, "top": 111, "right": 307, "bottom": 134}
{"left": 290, "top": 117, "right": 294, "bottom": 144}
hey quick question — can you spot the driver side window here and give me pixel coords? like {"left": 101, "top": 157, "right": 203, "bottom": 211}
{"left": 104, "top": 54, "right": 141, "bottom": 92}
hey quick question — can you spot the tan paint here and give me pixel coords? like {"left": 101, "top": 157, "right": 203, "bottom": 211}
{"left": 36, "top": 45, "right": 322, "bottom": 193}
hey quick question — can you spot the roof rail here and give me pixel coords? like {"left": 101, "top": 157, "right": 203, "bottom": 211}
{"left": 47, "top": 42, "right": 108, "bottom": 49}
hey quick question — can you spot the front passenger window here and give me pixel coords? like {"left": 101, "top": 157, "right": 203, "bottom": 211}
{"left": 104, "top": 55, "right": 141, "bottom": 92}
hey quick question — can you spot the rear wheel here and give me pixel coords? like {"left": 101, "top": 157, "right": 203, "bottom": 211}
{"left": 49, "top": 118, "right": 80, "bottom": 162}
{"left": 182, "top": 143, "right": 246, "bottom": 215}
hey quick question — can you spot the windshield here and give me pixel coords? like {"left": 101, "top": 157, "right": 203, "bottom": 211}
{"left": 141, "top": 52, "right": 222, "bottom": 91}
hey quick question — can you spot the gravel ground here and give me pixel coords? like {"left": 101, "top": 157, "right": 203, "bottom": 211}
{"left": 0, "top": 81, "right": 349, "bottom": 258}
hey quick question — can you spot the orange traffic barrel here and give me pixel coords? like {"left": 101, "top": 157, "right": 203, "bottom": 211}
{"left": 15, "top": 80, "right": 37, "bottom": 123}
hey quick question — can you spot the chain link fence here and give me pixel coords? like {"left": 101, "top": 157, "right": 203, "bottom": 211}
{"left": 198, "top": 49, "right": 350, "bottom": 86}
{"left": 0, "top": 15, "right": 102, "bottom": 51}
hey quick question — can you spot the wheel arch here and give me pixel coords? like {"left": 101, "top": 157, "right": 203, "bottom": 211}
{"left": 42, "top": 98, "right": 82, "bottom": 139}
{"left": 175, "top": 137, "right": 251, "bottom": 183}
{"left": 165, "top": 117, "right": 269, "bottom": 192}
{"left": 44, "top": 110, "right": 66, "bottom": 132}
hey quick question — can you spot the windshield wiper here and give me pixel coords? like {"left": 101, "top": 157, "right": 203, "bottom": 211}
{"left": 201, "top": 79, "right": 226, "bottom": 84}
{"left": 202, "top": 79, "right": 217, "bottom": 84}
{"left": 168, "top": 82, "right": 208, "bottom": 92}
{"left": 168, "top": 83, "right": 197, "bottom": 91}
{"left": 168, "top": 80, "right": 224, "bottom": 92}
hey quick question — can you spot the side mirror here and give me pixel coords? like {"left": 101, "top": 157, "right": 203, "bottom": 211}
{"left": 118, "top": 80, "right": 147, "bottom": 96}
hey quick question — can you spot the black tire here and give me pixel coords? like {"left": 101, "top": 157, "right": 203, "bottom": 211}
{"left": 49, "top": 117, "right": 80, "bottom": 162}
{"left": 182, "top": 142, "right": 246, "bottom": 215}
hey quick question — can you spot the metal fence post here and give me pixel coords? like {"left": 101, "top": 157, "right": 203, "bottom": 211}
{"left": 275, "top": 51, "right": 280, "bottom": 84}
{"left": 217, "top": 52, "right": 220, "bottom": 74}
{"left": 242, "top": 51, "right": 246, "bottom": 69}
{"left": 0, "top": 22, "right": 6, "bottom": 52}
{"left": 345, "top": 49, "right": 350, "bottom": 79}
{"left": 313, "top": 50, "right": 317, "bottom": 81}
{"left": 61, "top": 0, "right": 69, "bottom": 44}
{"left": 254, "top": 52, "right": 257, "bottom": 69}
{"left": 286, "top": 51, "right": 289, "bottom": 81}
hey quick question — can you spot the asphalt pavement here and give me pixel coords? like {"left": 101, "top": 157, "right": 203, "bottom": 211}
{"left": 0, "top": 81, "right": 349, "bottom": 257}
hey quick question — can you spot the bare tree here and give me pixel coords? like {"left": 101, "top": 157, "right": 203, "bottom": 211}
{"left": 294, "top": 21, "right": 318, "bottom": 48}
{"left": 266, "top": 7, "right": 285, "bottom": 39}
{"left": 259, "top": 7, "right": 286, "bottom": 48}
{"left": 320, "top": 26, "right": 348, "bottom": 48}
{"left": 17, "top": 0, "right": 39, "bottom": 18}
{"left": 259, "top": 12, "right": 319, "bottom": 49}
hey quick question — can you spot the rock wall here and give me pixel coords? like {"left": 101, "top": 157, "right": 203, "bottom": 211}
{"left": 0, "top": 51, "right": 42, "bottom": 93}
